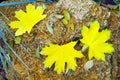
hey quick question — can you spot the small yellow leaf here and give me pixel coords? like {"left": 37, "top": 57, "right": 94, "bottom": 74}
{"left": 70, "top": 23, "right": 75, "bottom": 31}
{"left": 9, "top": 4, "right": 47, "bottom": 36}
{"left": 62, "top": 18, "right": 68, "bottom": 25}
{"left": 41, "top": 42, "right": 83, "bottom": 74}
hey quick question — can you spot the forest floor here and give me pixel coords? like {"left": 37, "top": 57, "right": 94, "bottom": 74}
{"left": 0, "top": 0, "right": 120, "bottom": 80}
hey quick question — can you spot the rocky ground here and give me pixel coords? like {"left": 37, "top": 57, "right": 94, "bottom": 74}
{"left": 0, "top": 0, "right": 120, "bottom": 80}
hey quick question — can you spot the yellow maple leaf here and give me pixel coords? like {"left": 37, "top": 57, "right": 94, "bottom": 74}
{"left": 41, "top": 42, "right": 83, "bottom": 74}
{"left": 9, "top": 4, "right": 47, "bottom": 36}
{"left": 80, "top": 21, "right": 114, "bottom": 61}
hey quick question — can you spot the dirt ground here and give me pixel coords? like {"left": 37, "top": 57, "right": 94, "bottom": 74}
{"left": 0, "top": 0, "right": 120, "bottom": 80}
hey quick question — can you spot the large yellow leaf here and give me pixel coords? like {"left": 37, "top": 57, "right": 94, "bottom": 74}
{"left": 9, "top": 4, "right": 47, "bottom": 36}
{"left": 41, "top": 42, "right": 83, "bottom": 74}
{"left": 80, "top": 21, "right": 114, "bottom": 61}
